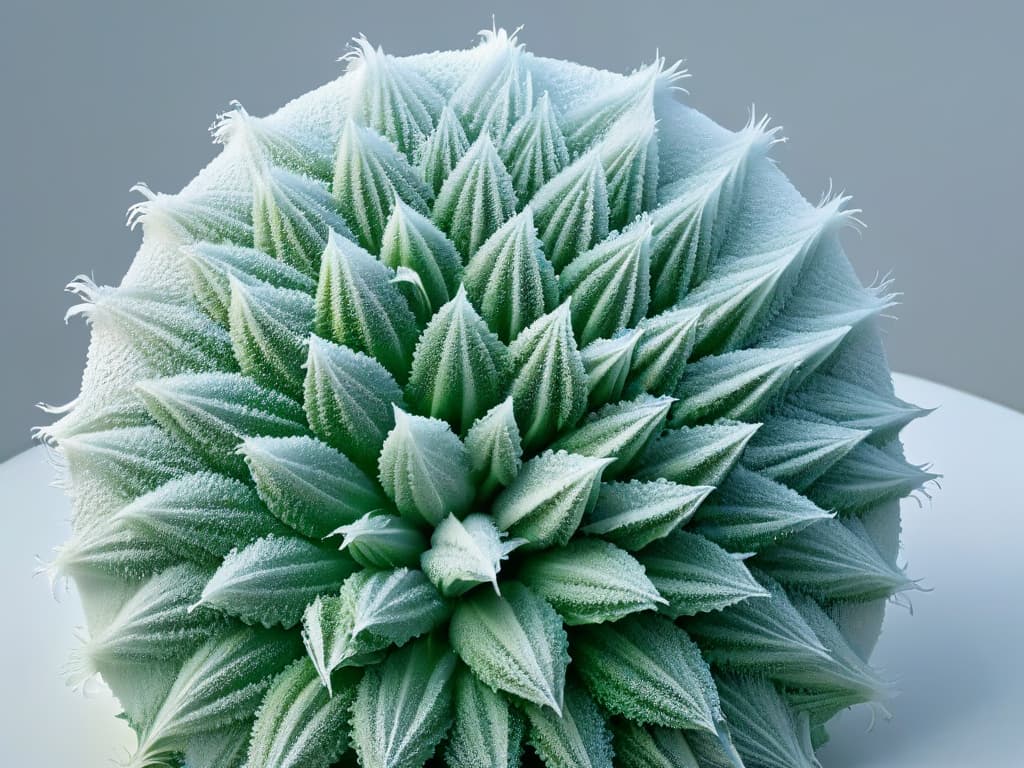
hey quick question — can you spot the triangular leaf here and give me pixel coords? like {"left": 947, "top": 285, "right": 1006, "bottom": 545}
{"left": 530, "top": 151, "right": 609, "bottom": 271}
{"left": 465, "top": 397, "right": 523, "bottom": 498}
{"left": 501, "top": 91, "right": 569, "bottom": 201}
{"left": 741, "top": 416, "right": 868, "bottom": 491}
{"left": 634, "top": 419, "right": 761, "bottom": 487}
{"left": 377, "top": 406, "right": 474, "bottom": 526}
{"left": 421, "top": 513, "right": 524, "bottom": 597}
{"left": 449, "top": 581, "right": 568, "bottom": 712}
{"left": 379, "top": 196, "right": 462, "bottom": 311}
{"left": 624, "top": 307, "right": 701, "bottom": 399}
{"left": 805, "top": 441, "right": 936, "bottom": 513}
{"left": 580, "top": 328, "right": 643, "bottom": 409}
{"left": 211, "top": 100, "right": 333, "bottom": 179}
{"left": 524, "top": 680, "right": 614, "bottom": 768}
{"left": 596, "top": 106, "right": 659, "bottom": 230}
{"left": 347, "top": 567, "right": 449, "bottom": 648}
{"left": 301, "top": 593, "right": 385, "bottom": 694}
{"left": 329, "top": 511, "right": 426, "bottom": 569}
{"left": 450, "top": 28, "right": 533, "bottom": 141}
{"left": 583, "top": 480, "right": 712, "bottom": 551}
{"left": 418, "top": 105, "right": 469, "bottom": 196}
{"left": 610, "top": 720, "right": 700, "bottom": 768}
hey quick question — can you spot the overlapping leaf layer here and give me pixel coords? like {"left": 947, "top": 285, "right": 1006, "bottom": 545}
{"left": 45, "top": 26, "right": 931, "bottom": 768}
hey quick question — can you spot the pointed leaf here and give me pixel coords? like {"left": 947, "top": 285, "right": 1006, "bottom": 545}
{"left": 247, "top": 657, "right": 359, "bottom": 768}
{"left": 524, "top": 680, "right": 614, "bottom": 768}
{"left": 634, "top": 419, "right": 761, "bottom": 487}
{"left": 518, "top": 538, "right": 664, "bottom": 625}
{"left": 493, "top": 450, "right": 613, "bottom": 550}
{"left": 211, "top": 101, "right": 332, "bottom": 179}
{"left": 583, "top": 480, "right": 712, "bottom": 551}
{"left": 421, "top": 513, "right": 524, "bottom": 597}
{"left": 434, "top": 134, "right": 518, "bottom": 258}
{"left": 380, "top": 196, "right": 462, "bottom": 310}
{"left": 530, "top": 151, "right": 609, "bottom": 271}
{"left": 806, "top": 441, "right": 936, "bottom": 513}
{"left": 135, "top": 373, "right": 307, "bottom": 478}
{"left": 377, "top": 407, "right": 474, "bottom": 526}
{"left": 347, "top": 567, "right": 449, "bottom": 648}
{"left": 198, "top": 535, "right": 357, "bottom": 628}
{"left": 446, "top": 667, "right": 525, "bottom": 768}
{"left": 694, "top": 466, "right": 833, "bottom": 551}
{"left": 573, "top": 613, "right": 721, "bottom": 732}
{"left": 597, "top": 106, "right": 659, "bottom": 230}
{"left": 450, "top": 28, "right": 533, "bottom": 140}
{"left": 418, "top": 104, "right": 469, "bottom": 195}
{"left": 625, "top": 307, "right": 701, "bottom": 398}
{"left": 126, "top": 183, "right": 254, "bottom": 247}
{"left": 239, "top": 435, "right": 388, "bottom": 539}
{"left": 301, "top": 594, "right": 385, "bottom": 693}
{"left": 507, "top": 302, "right": 588, "bottom": 449}
{"left": 559, "top": 219, "right": 652, "bottom": 346}
{"left": 351, "top": 635, "right": 456, "bottom": 768}
{"left": 330, "top": 511, "right": 426, "bottom": 569}
{"left": 610, "top": 721, "right": 700, "bottom": 768}
{"left": 303, "top": 334, "right": 405, "bottom": 470}
{"left": 313, "top": 231, "right": 419, "bottom": 382}
{"left": 463, "top": 206, "right": 559, "bottom": 343}
{"left": 741, "top": 416, "right": 868, "bottom": 491}
{"left": 406, "top": 285, "right": 510, "bottom": 434}
{"left": 580, "top": 329, "right": 643, "bottom": 409}
{"left": 115, "top": 471, "right": 288, "bottom": 565}
{"left": 501, "top": 91, "right": 569, "bottom": 201}
{"left": 552, "top": 394, "right": 674, "bottom": 479}
{"left": 449, "top": 581, "right": 568, "bottom": 712}
{"left": 638, "top": 529, "right": 768, "bottom": 617}
{"left": 465, "top": 397, "right": 523, "bottom": 497}
{"left": 332, "top": 118, "right": 432, "bottom": 252}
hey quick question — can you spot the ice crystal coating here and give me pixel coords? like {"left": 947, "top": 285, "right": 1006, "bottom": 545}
{"left": 43, "top": 24, "right": 933, "bottom": 768}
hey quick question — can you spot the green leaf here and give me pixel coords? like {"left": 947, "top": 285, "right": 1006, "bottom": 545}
{"left": 126, "top": 183, "right": 254, "bottom": 248}
{"left": 418, "top": 104, "right": 469, "bottom": 195}
{"left": 379, "top": 196, "right": 462, "bottom": 311}
{"left": 671, "top": 328, "right": 850, "bottom": 427}
{"left": 313, "top": 231, "right": 419, "bottom": 382}
{"left": 634, "top": 420, "right": 761, "bottom": 487}
{"left": 329, "top": 512, "right": 426, "bottom": 569}
{"left": 755, "top": 518, "right": 911, "bottom": 603}
{"left": 583, "top": 480, "right": 712, "bottom": 551}
{"left": 552, "top": 395, "right": 674, "bottom": 479}
{"left": 465, "top": 397, "right": 523, "bottom": 498}
{"left": 211, "top": 101, "right": 333, "bottom": 180}
{"left": 346, "top": 567, "right": 449, "bottom": 648}
{"left": 79, "top": 563, "right": 221, "bottom": 668}
{"left": 449, "top": 581, "right": 568, "bottom": 712}
{"left": 406, "top": 285, "right": 510, "bottom": 434}
{"left": 610, "top": 720, "right": 700, "bottom": 768}
{"left": 596, "top": 104, "right": 659, "bottom": 230}
{"left": 346, "top": 37, "right": 443, "bottom": 158}
{"left": 377, "top": 406, "right": 474, "bottom": 526}
{"left": 303, "top": 334, "right": 405, "bottom": 470}
{"left": 559, "top": 219, "right": 652, "bottom": 347}
{"left": 434, "top": 134, "right": 518, "bottom": 258}
{"left": 351, "top": 635, "right": 457, "bottom": 768}
{"left": 492, "top": 450, "right": 613, "bottom": 550}
{"left": 446, "top": 667, "right": 525, "bottom": 768}
{"left": 54, "top": 518, "right": 178, "bottom": 582}
{"left": 624, "top": 307, "right": 701, "bottom": 398}
{"left": 714, "top": 673, "right": 819, "bottom": 768}
{"left": 135, "top": 372, "right": 307, "bottom": 478}
{"left": 301, "top": 594, "right": 385, "bottom": 694}
{"left": 450, "top": 28, "right": 532, "bottom": 140}
{"left": 741, "top": 416, "right": 867, "bottom": 491}
{"left": 248, "top": 657, "right": 359, "bottom": 768}
{"left": 531, "top": 151, "right": 609, "bottom": 271}
{"left": 115, "top": 471, "right": 288, "bottom": 565}
{"left": 580, "top": 329, "right": 643, "bottom": 409}
{"left": 507, "top": 301, "right": 588, "bottom": 450}
{"left": 332, "top": 118, "right": 433, "bottom": 252}
{"left": 518, "top": 538, "right": 664, "bottom": 625}
{"left": 251, "top": 163, "right": 353, "bottom": 278}
{"left": 463, "top": 207, "right": 559, "bottom": 344}
{"left": 806, "top": 441, "right": 936, "bottom": 513}
{"left": 197, "top": 535, "right": 357, "bottom": 628}
{"left": 501, "top": 91, "right": 569, "bottom": 202}
{"left": 637, "top": 529, "right": 768, "bottom": 617}
{"left": 182, "top": 240, "right": 316, "bottom": 327}
{"left": 524, "top": 680, "right": 614, "bottom": 768}
{"left": 421, "top": 513, "right": 524, "bottom": 597}
{"left": 131, "top": 627, "right": 301, "bottom": 767}
{"left": 693, "top": 466, "right": 832, "bottom": 551}
{"left": 228, "top": 277, "right": 312, "bottom": 400}
{"left": 572, "top": 613, "right": 720, "bottom": 732}
{"left": 183, "top": 725, "right": 252, "bottom": 768}
{"left": 239, "top": 435, "right": 388, "bottom": 539}
{"left": 66, "top": 282, "right": 234, "bottom": 375}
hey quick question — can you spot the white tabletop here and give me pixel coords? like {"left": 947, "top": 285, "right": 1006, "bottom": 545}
{"left": 2, "top": 373, "right": 1021, "bottom": 767}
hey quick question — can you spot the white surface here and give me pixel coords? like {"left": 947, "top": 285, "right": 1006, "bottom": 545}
{"left": 1, "top": 373, "right": 1020, "bottom": 767}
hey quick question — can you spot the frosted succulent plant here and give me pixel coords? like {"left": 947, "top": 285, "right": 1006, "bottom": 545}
{"left": 38, "top": 26, "right": 935, "bottom": 768}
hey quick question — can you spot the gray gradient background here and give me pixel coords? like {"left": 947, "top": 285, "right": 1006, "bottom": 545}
{"left": 1, "top": 1, "right": 1021, "bottom": 461}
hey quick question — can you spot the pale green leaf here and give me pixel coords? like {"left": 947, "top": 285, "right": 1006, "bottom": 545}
{"left": 126, "top": 182, "right": 253, "bottom": 247}
{"left": 492, "top": 450, "right": 613, "bottom": 549}
{"left": 741, "top": 416, "right": 867, "bottom": 491}
{"left": 377, "top": 406, "right": 474, "bottom": 526}
{"left": 420, "top": 513, "right": 524, "bottom": 597}
{"left": 501, "top": 91, "right": 569, "bottom": 201}
{"left": 449, "top": 581, "right": 568, "bottom": 712}
{"left": 450, "top": 28, "right": 532, "bottom": 140}
{"left": 634, "top": 420, "right": 761, "bottom": 487}
{"left": 806, "top": 441, "right": 936, "bottom": 513}
{"left": 624, "top": 307, "right": 701, "bottom": 398}
{"left": 583, "top": 480, "right": 712, "bottom": 551}
{"left": 301, "top": 593, "right": 385, "bottom": 694}
{"left": 350, "top": 635, "right": 456, "bottom": 768}
{"left": 418, "top": 104, "right": 469, "bottom": 195}
{"left": 610, "top": 721, "right": 700, "bottom": 768}
{"left": 524, "top": 680, "right": 614, "bottom": 768}
{"left": 446, "top": 667, "right": 525, "bottom": 768}
{"left": 580, "top": 329, "right": 643, "bottom": 409}
{"left": 530, "top": 151, "right": 609, "bottom": 271}
{"left": 596, "top": 104, "right": 659, "bottom": 230}
{"left": 329, "top": 511, "right": 426, "bottom": 569}
{"left": 379, "top": 196, "right": 462, "bottom": 311}
{"left": 347, "top": 567, "right": 449, "bottom": 648}
{"left": 211, "top": 101, "right": 333, "bottom": 179}
{"left": 464, "top": 397, "right": 523, "bottom": 498}
{"left": 518, "top": 538, "right": 665, "bottom": 625}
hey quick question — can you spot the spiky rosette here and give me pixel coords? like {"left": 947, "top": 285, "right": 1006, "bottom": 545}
{"left": 41, "top": 26, "right": 934, "bottom": 768}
